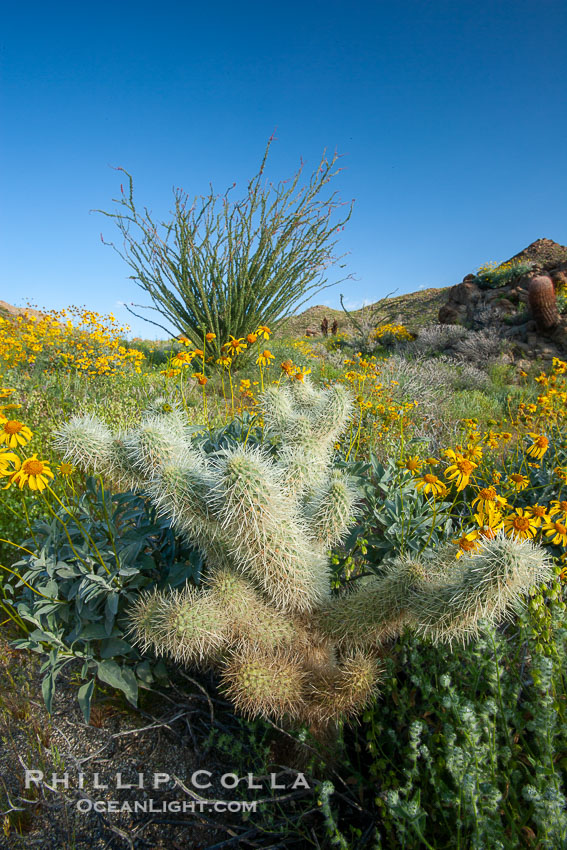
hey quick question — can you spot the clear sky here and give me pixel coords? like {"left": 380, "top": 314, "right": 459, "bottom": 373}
{"left": 2, "top": 0, "right": 566, "bottom": 338}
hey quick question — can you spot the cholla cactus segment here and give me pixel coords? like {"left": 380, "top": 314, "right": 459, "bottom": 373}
{"left": 310, "top": 383, "right": 353, "bottom": 443}
{"left": 106, "top": 435, "right": 148, "bottom": 492}
{"left": 277, "top": 443, "right": 331, "bottom": 500}
{"left": 261, "top": 385, "right": 296, "bottom": 434}
{"left": 411, "top": 533, "right": 554, "bottom": 645}
{"left": 306, "top": 470, "right": 360, "bottom": 546}
{"left": 263, "top": 379, "right": 352, "bottom": 446}
{"left": 205, "top": 569, "right": 296, "bottom": 651}
{"left": 147, "top": 450, "right": 215, "bottom": 528}
{"left": 54, "top": 414, "right": 112, "bottom": 473}
{"left": 288, "top": 378, "right": 321, "bottom": 412}
{"left": 143, "top": 396, "right": 184, "bottom": 421}
{"left": 128, "top": 588, "right": 165, "bottom": 654}
{"left": 262, "top": 380, "right": 353, "bottom": 500}
{"left": 123, "top": 415, "right": 187, "bottom": 473}
{"left": 130, "top": 586, "right": 231, "bottom": 665}
{"left": 220, "top": 647, "right": 307, "bottom": 721}
{"left": 316, "top": 558, "right": 429, "bottom": 651}
{"left": 304, "top": 651, "right": 381, "bottom": 725}
{"left": 210, "top": 445, "right": 330, "bottom": 613}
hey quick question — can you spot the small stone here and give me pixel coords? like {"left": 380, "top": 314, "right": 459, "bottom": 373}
{"left": 539, "top": 347, "right": 557, "bottom": 360}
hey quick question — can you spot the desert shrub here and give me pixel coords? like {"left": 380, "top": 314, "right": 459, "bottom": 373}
{"left": 6, "top": 479, "right": 201, "bottom": 720}
{"left": 454, "top": 328, "right": 504, "bottom": 364}
{"left": 350, "top": 593, "right": 567, "bottom": 849}
{"left": 337, "top": 293, "right": 401, "bottom": 356}
{"left": 377, "top": 354, "right": 489, "bottom": 399}
{"left": 475, "top": 259, "right": 535, "bottom": 290}
{"left": 411, "top": 324, "right": 469, "bottom": 355}
{"left": 446, "top": 388, "right": 504, "bottom": 423}
{"left": 372, "top": 323, "right": 413, "bottom": 349}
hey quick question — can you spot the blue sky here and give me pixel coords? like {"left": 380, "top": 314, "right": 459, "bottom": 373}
{"left": 2, "top": 0, "right": 566, "bottom": 338}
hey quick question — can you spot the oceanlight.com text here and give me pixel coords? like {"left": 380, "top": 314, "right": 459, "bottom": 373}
{"left": 76, "top": 799, "right": 258, "bottom": 814}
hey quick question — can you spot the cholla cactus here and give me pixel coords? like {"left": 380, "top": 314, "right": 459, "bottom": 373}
{"left": 55, "top": 381, "right": 553, "bottom": 730}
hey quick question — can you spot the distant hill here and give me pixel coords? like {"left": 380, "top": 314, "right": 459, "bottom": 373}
{"left": 277, "top": 288, "right": 448, "bottom": 338}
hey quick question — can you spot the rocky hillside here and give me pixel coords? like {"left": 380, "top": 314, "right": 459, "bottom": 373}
{"left": 278, "top": 287, "right": 448, "bottom": 338}
{"left": 437, "top": 238, "right": 567, "bottom": 359}
{"left": 281, "top": 239, "right": 567, "bottom": 343}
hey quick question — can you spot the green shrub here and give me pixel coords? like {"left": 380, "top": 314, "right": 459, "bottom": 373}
{"left": 445, "top": 389, "right": 503, "bottom": 424}
{"left": 475, "top": 259, "right": 535, "bottom": 290}
{"left": 350, "top": 588, "right": 567, "bottom": 849}
{"left": 7, "top": 478, "right": 201, "bottom": 721}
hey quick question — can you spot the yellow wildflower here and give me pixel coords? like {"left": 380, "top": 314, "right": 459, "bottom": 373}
{"left": 225, "top": 336, "right": 247, "bottom": 355}
{"left": 528, "top": 504, "right": 549, "bottom": 526}
{"left": 453, "top": 530, "right": 480, "bottom": 558}
{"left": 0, "top": 420, "right": 33, "bottom": 448}
{"left": 542, "top": 519, "right": 567, "bottom": 547}
{"left": 549, "top": 500, "right": 567, "bottom": 521}
{"left": 0, "top": 450, "right": 20, "bottom": 476}
{"left": 464, "top": 443, "right": 483, "bottom": 462}
{"left": 415, "top": 473, "right": 447, "bottom": 497}
{"left": 471, "top": 486, "right": 507, "bottom": 513}
{"left": 172, "top": 351, "right": 194, "bottom": 367}
{"left": 526, "top": 433, "right": 549, "bottom": 460}
{"left": 192, "top": 372, "right": 208, "bottom": 386}
{"left": 9, "top": 455, "right": 54, "bottom": 491}
{"left": 444, "top": 450, "right": 477, "bottom": 492}
{"left": 508, "top": 473, "right": 529, "bottom": 492}
{"left": 256, "top": 350, "right": 275, "bottom": 367}
{"left": 503, "top": 508, "right": 539, "bottom": 541}
{"left": 280, "top": 359, "right": 295, "bottom": 376}
{"left": 57, "top": 462, "right": 75, "bottom": 476}
{"left": 403, "top": 456, "right": 423, "bottom": 475}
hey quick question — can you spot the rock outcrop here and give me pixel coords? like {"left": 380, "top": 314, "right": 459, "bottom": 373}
{"left": 438, "top": 239, "right": 567, "bottom": 360}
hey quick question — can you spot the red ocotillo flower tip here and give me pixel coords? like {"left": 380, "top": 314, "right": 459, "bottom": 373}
{"left": 120, "top": 184, "right": 124, "bottom": 194}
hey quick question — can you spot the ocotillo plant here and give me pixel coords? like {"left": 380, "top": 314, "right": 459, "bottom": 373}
{"left": 56, "top": 382, "right": 553, "bottom": 729}
{"left": 95, "top": 139, "right": 353, "bottom": 356}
